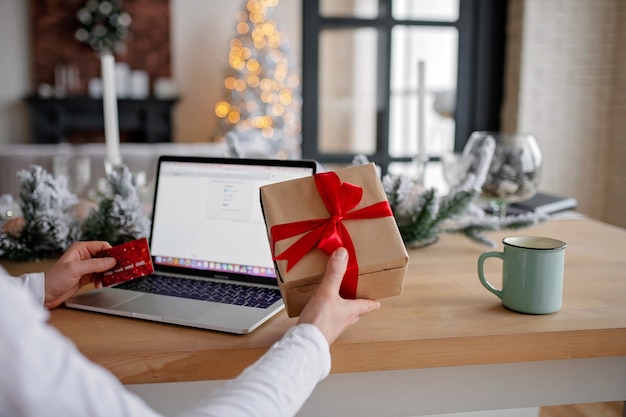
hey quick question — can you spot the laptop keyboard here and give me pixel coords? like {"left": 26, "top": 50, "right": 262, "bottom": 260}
{"left": 114, "top": 274, "right": 282, "bottom": 309}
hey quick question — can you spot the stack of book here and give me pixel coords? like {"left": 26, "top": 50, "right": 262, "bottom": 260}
{"left": 508, "top": 192, "right": 578, "bottom": 215}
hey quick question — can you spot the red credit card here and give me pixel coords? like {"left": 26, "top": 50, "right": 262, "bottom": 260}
{"left": 94, "top": 237, "right": 154, "bottom": 287}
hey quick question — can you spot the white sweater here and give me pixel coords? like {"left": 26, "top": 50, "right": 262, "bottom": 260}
{"left": 0, "top": 274, "right": 331, "bottom": 417}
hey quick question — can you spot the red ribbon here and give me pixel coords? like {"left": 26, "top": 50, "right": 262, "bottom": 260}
{"left": 270, "top": 171, "right": 393, "bottom": 299}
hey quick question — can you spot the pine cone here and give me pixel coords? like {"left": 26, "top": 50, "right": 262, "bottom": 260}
{"left": 2, "top": 217, "right": 25, "bottom": 237}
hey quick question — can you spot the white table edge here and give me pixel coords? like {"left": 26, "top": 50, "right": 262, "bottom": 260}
{"left": 127, "top": 356, "right": 626, "bottom": 417}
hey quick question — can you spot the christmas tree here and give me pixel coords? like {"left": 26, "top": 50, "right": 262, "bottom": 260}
{"left": 213, "top": 0, "right": 301, "bottom": 159}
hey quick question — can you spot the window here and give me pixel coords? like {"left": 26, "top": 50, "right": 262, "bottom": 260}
{"left": 301, "top": 0, "right": 507, "bottom": 175}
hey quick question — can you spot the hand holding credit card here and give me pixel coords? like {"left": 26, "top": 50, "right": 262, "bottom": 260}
{"left": 94, "top": 237, "right": 154, "bottom": 286}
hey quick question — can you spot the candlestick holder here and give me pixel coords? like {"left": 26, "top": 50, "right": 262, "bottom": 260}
{"left": 53, "top": 154, "right": 92, "bottom": 198}
{"left": 412, "top": 154, "right": 428, "bottom": 186}
{"left": 104, "top": 158, "right": 123, "bottom": 178}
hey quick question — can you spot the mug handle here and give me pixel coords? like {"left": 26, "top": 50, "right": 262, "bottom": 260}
{"left": 478, "top": 251, "right": 504, "bottom": 299}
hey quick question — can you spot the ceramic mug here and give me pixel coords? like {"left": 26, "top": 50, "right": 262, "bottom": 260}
{"left": 477, "top": 236, "right": 567, "bottom": 314}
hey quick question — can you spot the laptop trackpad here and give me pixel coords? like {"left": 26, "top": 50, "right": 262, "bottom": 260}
{"left": 114, "top": 294, "right": 215, "bottom": 320}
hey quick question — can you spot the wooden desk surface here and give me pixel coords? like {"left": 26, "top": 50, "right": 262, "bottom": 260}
{"left": 3, "top": 218, "right": 626, "bottom": 385}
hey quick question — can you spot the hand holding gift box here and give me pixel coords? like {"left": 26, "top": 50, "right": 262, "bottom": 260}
{"left": 261, "top": 163, "right": 409, "bottom": 317}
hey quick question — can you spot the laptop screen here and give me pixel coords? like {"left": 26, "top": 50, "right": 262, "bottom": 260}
{"left": 149, "top": 157, "right": 316, "bottom": 284}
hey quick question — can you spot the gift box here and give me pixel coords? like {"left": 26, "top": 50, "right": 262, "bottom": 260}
{"left": 260, "top": 163, "right": 409, "bottom": 317}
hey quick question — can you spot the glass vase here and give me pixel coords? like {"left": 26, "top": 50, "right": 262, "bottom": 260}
{"left": 463, "top": 132, "right": 542, "bottom": 218}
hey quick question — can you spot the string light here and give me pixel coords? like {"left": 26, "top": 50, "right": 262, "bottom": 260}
{"left": 237, "top": 22, "right": 250, "bottom": 35}
{"left": 247, "top": 75, "right": 260, "bottom": 87}
{"left": 215, "top": 101, "right": 230, "bottom": 118}
{"left": 224, "top": 77, "right": 236, "bottom": 90}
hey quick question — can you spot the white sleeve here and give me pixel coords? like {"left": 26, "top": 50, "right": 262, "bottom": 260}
{"left": 0, "top": 275, "right": 164, "bottom": 417}
{"left": 175, "top": 324, "right": 331, "bottom": 417}
{"left": 6, "top": 272, "right": 46, "bottom": 305}
{"left": 0, "top": 274, "right": 331, "bottom": 417}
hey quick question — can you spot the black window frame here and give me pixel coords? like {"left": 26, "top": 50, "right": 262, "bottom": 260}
{"left": 301, "top": 0, "right": 508, "bottom": 174}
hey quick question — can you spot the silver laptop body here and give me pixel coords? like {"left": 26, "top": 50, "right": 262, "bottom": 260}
{"left": 65, "top": 156, "right": 317, "bottom": 334}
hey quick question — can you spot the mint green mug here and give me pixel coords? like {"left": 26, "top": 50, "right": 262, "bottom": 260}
{"left": 478, "top": 236, "right": 567, "bottom": 314}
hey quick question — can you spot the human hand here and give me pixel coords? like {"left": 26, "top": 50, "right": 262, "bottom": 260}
{"left": 298, "top": 247, "right": 381, "bottom": 344}
{"left": 44, "top": 241, "right": 117, "bottom": 309}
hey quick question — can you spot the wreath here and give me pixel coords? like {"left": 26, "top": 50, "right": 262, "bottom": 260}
{"left": 75, "top": 0, "right": 132, "bottom": 54}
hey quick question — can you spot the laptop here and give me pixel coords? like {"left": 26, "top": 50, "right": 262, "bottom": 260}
{"left": 65, "top": 156, "right": 317, "bottom": 334}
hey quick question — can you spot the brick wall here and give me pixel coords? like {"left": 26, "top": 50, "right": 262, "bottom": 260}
{"left": 30, "top": 0, "right": 171, "bottom": 95}
{"left": 502, "top": 0, "right": 626, "bottom": 228}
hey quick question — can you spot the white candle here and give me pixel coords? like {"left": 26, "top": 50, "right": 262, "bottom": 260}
{"left": 417, "top": 59, "right": 426, "bottom": 161}
{"left": 101, "top": 53, "right": 122, "bottom": 166}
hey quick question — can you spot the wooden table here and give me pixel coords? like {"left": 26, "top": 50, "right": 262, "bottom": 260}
{"left": 3, "top": 217, "right": 626, "bottom": 416}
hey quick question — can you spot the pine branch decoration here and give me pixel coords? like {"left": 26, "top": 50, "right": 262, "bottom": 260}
{"left": 0, "top": 164, "right": 151, "bottom": 261}
{"left": 395, "top": 187, "right": 439, "bottom": 246}
{"left": 82, "top": 164, "right": 151, "bottom": 245}
{"left": 436, "top": 189, "right": 477, "bottom": 229}
{"left": 353, "top": 135, "right": 547, "bottom": 248}
{"left": 443, "top": 212, "right": 546, "bottom": 248}
{"left": 0, "top": 166, "right": 80, "bottom": 261}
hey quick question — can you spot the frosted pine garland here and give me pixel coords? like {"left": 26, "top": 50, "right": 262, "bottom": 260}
{"left": 0, "top": 164, "right": 151, "bottom": 261}
{"left": 354, "top": 136, "right": 546, "bottom": 248}
{"left": 0, "top": 166, "right": 80, "bottom": 261}
{"left": 81, "top": 164, "right": 151, "bottom": 244}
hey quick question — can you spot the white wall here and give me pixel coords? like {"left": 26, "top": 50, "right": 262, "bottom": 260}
{"left": 0, "top": 0, "right": 302, "bottom": 145}
{"left": 502, "top": 0, "right": 626, "bottom": 226}
{"left": 0, "top": 0, "right": 31, "bottom": 144}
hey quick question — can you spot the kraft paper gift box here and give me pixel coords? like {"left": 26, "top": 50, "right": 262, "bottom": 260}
{"left": 260, "top": 163, "right": 409, "bottom": 317}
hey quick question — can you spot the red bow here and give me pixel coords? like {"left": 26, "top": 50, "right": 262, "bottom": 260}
{"left": 270, "top": 171, "right": 393, "bottom": 299}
